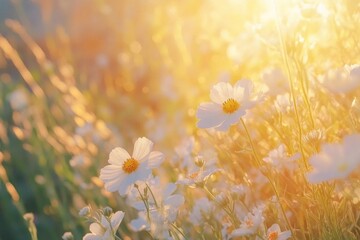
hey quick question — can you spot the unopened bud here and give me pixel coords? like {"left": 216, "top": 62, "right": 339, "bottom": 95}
{"left": 195, "top": 156, "right": 205, "bottom": 167}
{"left": 23, "top": 213, "right": 34, "bottom": 223}
{"left": 103, "top": 206, "right": 113, "bottom": 217}
{"left": 79, "top": 206, "right": 91, "bottom": 217}
{"left": 62, "top": 232, "right": 74, "bottom": 240}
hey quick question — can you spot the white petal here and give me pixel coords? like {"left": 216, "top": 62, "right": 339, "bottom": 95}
{"left": 108, "top": 147, "right": 131, "bottom": 166}
{"left": 210, "top": 82, "right": 233, "bottom": 104}
{"left": 197, "top": 102, "right": 225, "bottom": 129}
{"left": 117, "top": 165, "right": 151, "bottom": 196}
{"left": 267, "top": 224, "right": 280, "bottom": 234}
{"left": 279, "top": 230, "right": 292, "bottom": 240}
{"left": 148, "top": 151, "right": 164, "bottom": 168}
{"left": 111, "top": 211, "right": 125, "bottom": 230}
{"left": 215, "top": 109, "right": 245, "bottom": 131}
{"left": 89, "top": 223, "right": 103, "bottom": 235}
{"left": 133, "top": 137, "right": 153, "bottom": 161}
{"left": 104, "top": 175, "right": 127, "bottom": 192}
{"left": 129, "top": 217, "right": 149, "bottom": 231}
{"left": 99, "top": 165, "right": 122, "bottom": 181}
{"left": 163, "top": 183, "right": 177, "bottom": 198}
{"left": 231, "top": 228, "right": 254, "bottom": 237}
{"left": 164, "top": 194, "right": 184, "bottom": 209}
{"left": 234, "top": 79, "right": 253, "bottom": 101}
{"left": 100, "top": 215, "right": 109, "bottom": 228}
{"left": 83, "top": 233, "right": 101, "bottom": 240}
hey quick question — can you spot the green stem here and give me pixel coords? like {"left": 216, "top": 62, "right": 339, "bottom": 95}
{"left": 271, "top": 0, "right": 308, "bottom": 170}
{"left": 146, "top": 183, "right": 159, "bottom": 208}
{"left": 240, "top": 118, "right": 295, "bottom": 238}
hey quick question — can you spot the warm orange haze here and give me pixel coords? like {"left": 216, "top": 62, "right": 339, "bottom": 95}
{"left": 0, "top": 0, "right": 359, "bottom": 239}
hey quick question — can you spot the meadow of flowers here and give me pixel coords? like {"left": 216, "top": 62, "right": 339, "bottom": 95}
{"left": 0, "top": 0, "right": 360, "bottom": 239}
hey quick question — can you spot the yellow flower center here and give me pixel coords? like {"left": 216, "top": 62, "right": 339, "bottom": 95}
{"left": 122, "top": 158, "right": 139, "bottom": 173}
{"left": 222, "top": 98, "right": 239, "bottom": 114}
{"left": 268, "top": 231, "right": 278, "bottom": 240}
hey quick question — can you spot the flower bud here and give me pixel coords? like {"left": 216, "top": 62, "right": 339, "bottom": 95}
{"left": 62, "top": 232, "right": 74, "bottom": 240}
{"left": 79, "top": 206, "right": 91, "bottom": 217}
{"left": 103, "top": 206, "right": 113, "bottom": 217}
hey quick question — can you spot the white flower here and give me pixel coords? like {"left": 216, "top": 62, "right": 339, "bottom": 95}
{"left": 262, "top": 68, "right": 289, "bottom": 96}
{"left": 263, "top": 144, "right": 300, "bottom": 171}
{"left": 100, "top": 137, "right": 164, "bottom": 196}
{"left": 62, "top": 232, "right": 74, "bottom": 240}
{"left": 230, "top": 207, "right": 264, "bottom": 237}
{"left": 127, "top": 176, "right": 184, "bottom": 220}
{"left": 128, "top": 177, "right": 184, "bottom": 239}
{"left": 265, "top": 224, "right": 291, "bottom": 240}
{"left": 307, "top": 134, "right": 360, "bottom": 183}
{"left": 197, "top": 80, "right": 258, "bottom": 131}
{"left": 189, "top": 197, "right": 214, "bottom": 225}
{"left": 320, "top": 65, "right": 360, "bottom": 93}
{"left": 176, "top": 167, "right": 221, "bottom": 187}
{"left": 83, "top": 211, "right": 124, "bottom": 240}
{"left": 7, "top": 88, "right": 28, "bottom": 110}
{"left": 274, "top": 93, "right": 292, "bottom": 113}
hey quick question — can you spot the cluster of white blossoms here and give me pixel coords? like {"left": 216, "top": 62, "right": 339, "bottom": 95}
{"left": 78, "top": 77, "right": 360, "bottom": 240}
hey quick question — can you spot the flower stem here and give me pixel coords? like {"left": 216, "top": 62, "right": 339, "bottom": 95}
{"left": 240, "top": 118, "right": 295, "bottom": 237}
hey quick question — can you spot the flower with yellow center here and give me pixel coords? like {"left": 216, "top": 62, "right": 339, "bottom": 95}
{"left": 222, "top": 98, "right": 240, "bottom": 114}
{"left": 197, "top": 79, "right": 259, "bottom": 131}
{"left": 99, "top": 137, "right": 164, "bottom": 196}
{"left": 122, "top": 158, "right": 139, "bottom": 173}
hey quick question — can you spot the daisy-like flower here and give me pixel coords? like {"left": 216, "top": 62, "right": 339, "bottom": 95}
{"left": 176, "top": 166, "right": 221, "bottom": 187}
{"left": 230, "top": 206, "right": 264, "bottom": 237}
{"left": 7, "top": 88, "right": 28, "bottom": 110}
{"left": 320, "top": 65, "right": 360, "bottom": 93}
{"left": 263, "top": 144, "right": 300, "bottom": 171}
{"left": 100, "top": 137, "right": 164, "bottom": 196}
{"left": 189, "top": 197, "right": 214, "bottom": 226}
{"left": 307, "top": 134, "right": 360, "bottom": 183}
{"left": 83, "top": 211, "right": 124, "bottom": 240}
{"left": 197, "top": 80, "right": 259, "bottom": 131}
{"left": 265, "top": 224, "right": 291, "bottom": 240}
{"left": 262, "top": 68, "right": 289, "bottom": 96}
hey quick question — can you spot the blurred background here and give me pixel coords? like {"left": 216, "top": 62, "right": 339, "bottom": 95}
{"left": 0, "top": 0, "right": 359, "bottom": 239}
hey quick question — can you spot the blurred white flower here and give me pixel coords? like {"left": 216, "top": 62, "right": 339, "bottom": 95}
{"left": 7, "top": 88, "right": 28, "bottom": 110}
{"left": 307, "top": 134, "right": 360, "bottom": 183}
{"left": 230, "top": 206, "right": 264, "bottom": 237}
{"left": 189, "top": 197, "right": 214, "bottom": 225}
{"left": 127, "top": 176, "right": 184, "bottom": 218}
{"left": 274, "top": 93, "right": 292, "bottom": 113}
{"left": 70, "top": 154, "right": 91, "bottom": 168}
{"left": 176, "top": 166, "right": 221, "bottom": 187}
{"left": 197, "top": 80, "right": 259, "bottom": 131}
{"left": 320, "top": 65, "right": 360, "bottom": 93}
{"left": 264, "top": 224, "right": 291, "bottom": 240}
{"left": 262, "top": 68, "right": 289, "bottom": 96}
{"left": 128, "top": 176, "right": 184, "bottom": 239}
{"left": 100, "top": 137, "right": 164, "bottom": 196}
{"left": 83, "top": 211, "right": 124, "bottom": 240}
{"left": 263, "top": 144, "right": 300, "bottom": 171}
{"left": 62, "top": 232, "right": 74, "bottom": 240}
